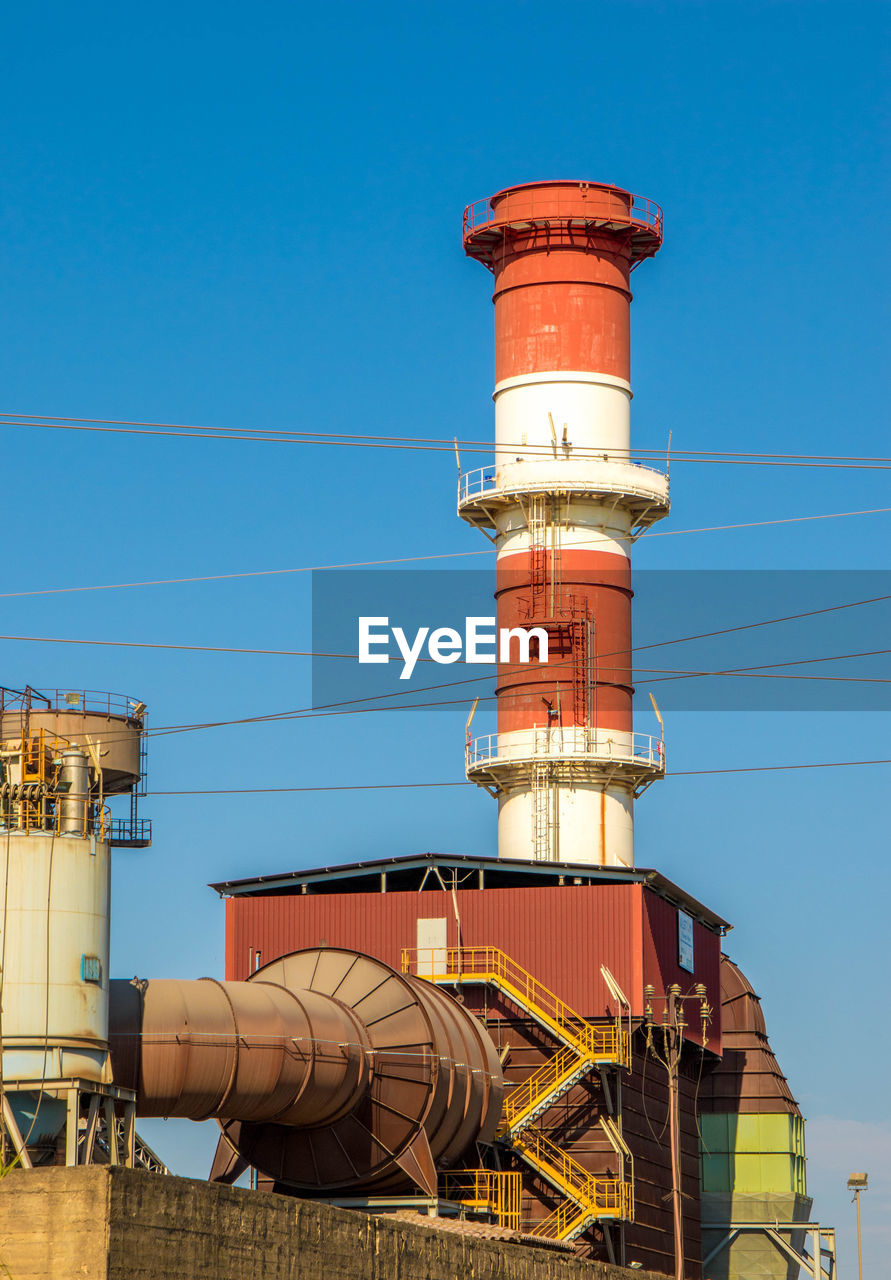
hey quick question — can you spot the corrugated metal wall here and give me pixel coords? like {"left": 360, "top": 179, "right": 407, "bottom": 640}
{"left": 226, "top": 882, "right": 721, "bottom": 1050}
{"left": 642, "top": 891, "right": 722, "bottom": 1054}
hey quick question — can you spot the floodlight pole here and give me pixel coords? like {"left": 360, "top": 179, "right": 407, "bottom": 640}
{"left": 847, "top": 1173, "right": 867, "bottom": 1280}
{"left": 854, "top": 1186, "right": 864, "bottom": 1280}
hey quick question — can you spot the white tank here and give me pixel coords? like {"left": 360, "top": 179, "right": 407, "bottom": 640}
{"left": 0, "top": 830, "right": 111, "bottom": 1085}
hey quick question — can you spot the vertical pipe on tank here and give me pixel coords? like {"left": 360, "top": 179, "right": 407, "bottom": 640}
{"left": 59, "top": 749, "right": 90, "bottom": 835}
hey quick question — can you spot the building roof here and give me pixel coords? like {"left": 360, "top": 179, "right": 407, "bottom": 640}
{"left": 209, "top": 850, "right": 731, "bottom": 934}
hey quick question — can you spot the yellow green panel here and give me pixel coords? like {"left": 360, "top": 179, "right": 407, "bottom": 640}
{"left": 700, "top": 1113, "right": 804, "bottom": 1156}
{"left": 700, "top": 1112, "right": 807, "bottom": 1196}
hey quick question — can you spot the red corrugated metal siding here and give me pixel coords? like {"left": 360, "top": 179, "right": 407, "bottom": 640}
{"left": 641, "top": 891, "right": 722, "bottom": 1054}
{"left": 226, "top": 883, "right": 646, "bottom": 1016}
{"left": 227, "top": 881, "right": 722, "bottom": 1049}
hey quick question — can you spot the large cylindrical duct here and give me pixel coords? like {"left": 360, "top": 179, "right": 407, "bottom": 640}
{"left": 109, "top": 976, "right": 371, "bottom": 1127}
{"left": 110, "top": 947, "right": 503, "bottom": 1196}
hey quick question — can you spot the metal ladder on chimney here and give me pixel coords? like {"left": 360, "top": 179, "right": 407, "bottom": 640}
{"left": 528, "top": 494, "right": 549, "bottom": 614}
{"left": 531, "top": 761, "right": 553, "bottom": 862}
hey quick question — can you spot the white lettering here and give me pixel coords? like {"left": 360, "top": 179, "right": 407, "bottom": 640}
{"left": 358, "top": 618, "right": 549, "bottom": 679}
{"left": 499, "top": 626, "right": 549, "bottom": 664}
{"left": 392, "top": 626, "right": 430, "bottom": 680}
{"left": 428, "top": 627, "right": 463, "bottom": 664}
{"left": 465, "top": 616, "right": 497, "bottom": 663}
{"left": 358, "top": 617, "right": 391, "bottom": 663}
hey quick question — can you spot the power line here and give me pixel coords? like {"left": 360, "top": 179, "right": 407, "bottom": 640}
{"left": 1, "top": 596, "right": 886, "bottom": 754}
{"left": 7, "top": 642, "right": 887, "bottom": 756}
{"left": 669, "top": 758, "right": 891, "bottom": 777}
{"left": 640, "top": 507, "right": 891, "bottom": 539}
{"left": 145, "top": 757, "right": 891, "bottom": 795}
{"left": 148, "top": 782, "right": 470, "bottom": 795}
{"left": 3, "top": 409, "right": 891, "bottom": 465}
{"left": 2, "top": 413, "right": 891, "bottom": 470}
{"left": 2, "top": 591, "right": 886, "bottom": 669}
{"left": 638, "top": 647, "right": 891, "bottom": 688}
{"left": 1, "top": 506, "right": 888, "bottom": 602}
{"left": 0, "top": 548, "right": 494, "bottom": 600}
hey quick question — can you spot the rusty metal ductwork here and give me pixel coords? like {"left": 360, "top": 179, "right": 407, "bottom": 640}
{"left": 698, "top": 953, "right": 800, "bottom": 1115}
{"left": 110, "top": 947, "right": 503, "bottom": 1196}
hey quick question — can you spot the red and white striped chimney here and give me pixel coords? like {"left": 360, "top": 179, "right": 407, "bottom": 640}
{"left": 460, "top": 181, "right": 668, "bottom": 868}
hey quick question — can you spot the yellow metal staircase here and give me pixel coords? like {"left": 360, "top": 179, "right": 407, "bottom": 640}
{"left": 401, "top": 946, "right": 628, "bottom": 1071}
{"left": 513, "top": 1129, "right": 631, "bottom": 1243}
{"left": 402, "top": 946, "right": 633, "bottom": 1243}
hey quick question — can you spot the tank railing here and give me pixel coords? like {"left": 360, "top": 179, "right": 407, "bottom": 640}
{"left": 107, "top": 816, "right": 152, "bottom": 849}
{"left": 0, "top": 798, "right": 110, "bottom": 840}
{"left": 463, "top": 191, "right": 663, "bottom": 240}
{"left": 458, "top": 460, "right": 668, "bottom": 505}
{"left": 441, "top": 1170, "right": 522, "bottom": 1231}
{"left": 467, "top": 730, "right": 664, "bottom": 772}
{"left": 0, "top": 687, "right": 144, "bottom": 720}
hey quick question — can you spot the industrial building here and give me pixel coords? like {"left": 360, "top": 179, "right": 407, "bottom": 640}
{"left": 0, "top": 181, "right": 836, "bottom": 1280}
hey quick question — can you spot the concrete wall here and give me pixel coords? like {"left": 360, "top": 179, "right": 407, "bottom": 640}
{"left": 0, "top": 1167, "right": 670, "bottom": 1280}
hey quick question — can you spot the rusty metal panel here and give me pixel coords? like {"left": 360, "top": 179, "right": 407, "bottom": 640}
{"left": 641, "top": 891, "right": 722, "bottom": 1054}
{"left": 227, "top": 884, "right": 723, "bottom": 1053}
{"left": 226, "top": 884, "right": 648, "bottom": 1017}
{"left": 698, "top": 955, "right": 799, "bottom": 1114}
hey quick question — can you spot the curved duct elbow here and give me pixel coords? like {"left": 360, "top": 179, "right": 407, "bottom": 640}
{"left": 110, "top": 947, "right": 504, "bottom": 1196}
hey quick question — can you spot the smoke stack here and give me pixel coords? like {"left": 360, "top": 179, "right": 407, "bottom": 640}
{"left": 460, "top": 181, "right": 669, "bottom": 867}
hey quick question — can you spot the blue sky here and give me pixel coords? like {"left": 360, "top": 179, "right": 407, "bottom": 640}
{"left": 1, "top": 2, "right": 888, "bottom": 1270}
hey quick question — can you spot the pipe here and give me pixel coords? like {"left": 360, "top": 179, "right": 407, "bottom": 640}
{"left": 109, "top": 947, "right": 504, "bottom": 1195}
{"left": 59, "top": 748, "right": 90, "bottom": 835}
{"left": 110, "top": 977, "right": 370, "bottom": 1127}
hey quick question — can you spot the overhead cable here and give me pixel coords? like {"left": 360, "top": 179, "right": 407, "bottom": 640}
{"left": 1, "top": 506, "right": 888, "bottom": 602}
{"left": 146, "top": 757, "right": 891, "bottom": 796}
{"left": 2, "top": 414, "right": 890, "bottom": 470}
{"left": 1, "top": 592, "right": 886, "bottom": 671}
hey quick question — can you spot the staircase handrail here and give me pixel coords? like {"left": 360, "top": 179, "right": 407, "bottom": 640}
{"left": 502, "top": 1044, "right": 585, "bottom": 1130}
{"left": 402, "top": 946, "right": 624, "bottom": 1062}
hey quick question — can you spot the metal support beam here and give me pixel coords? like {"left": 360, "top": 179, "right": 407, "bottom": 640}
{"left": 598, "top": 1067, "right": 614, "bottom": 1116}
{"left": 603, "top": 1222, "right": 616, "bottom": 1265}
{"left": 103, "top": 1098, "right": 119, "bottom": 1165}
{"left": 82, "top": 1094, "right": 101, "bottom": 1165}
{"left": 704, "top": 1223, "right": 836, "bottom": 1280}
{"left": 65, "top": 1086, "right": 80, "bottom": 1166}
{"left": 120, "top": 1101, "right": 136, "bottom": 1167}
{"left": 0, "top": 1095, "right": 33, "bottom": 1170}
